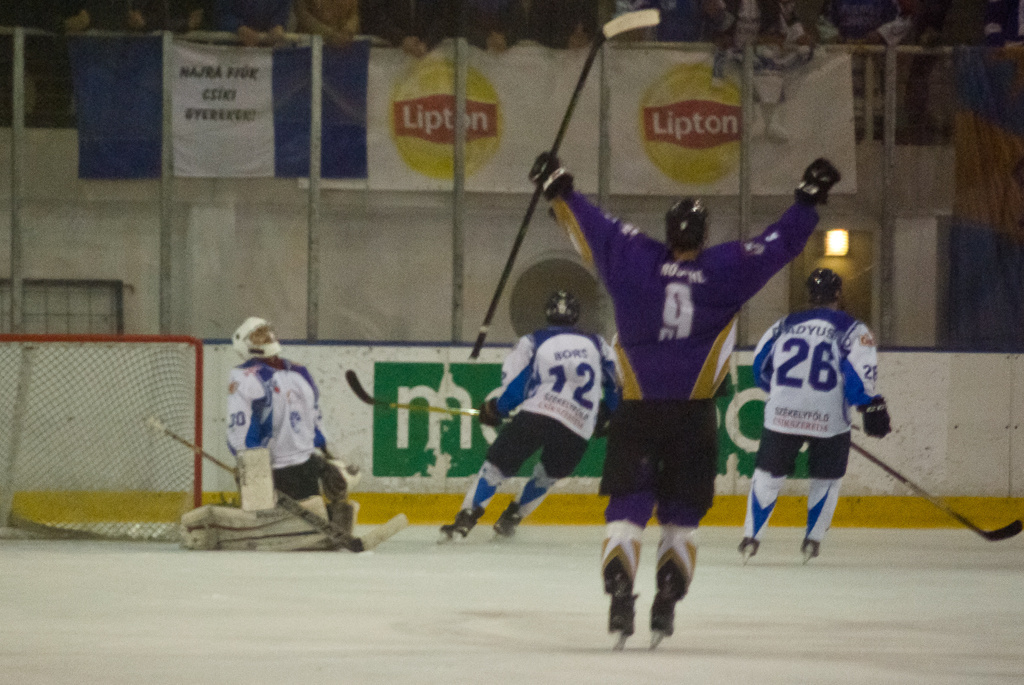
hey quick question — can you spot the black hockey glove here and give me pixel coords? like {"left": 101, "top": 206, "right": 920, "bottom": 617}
{"left": 593, "top": 402, "right": 613, "bottom": 439}
{"left": 529, "top": 152, "right": 574, "bottom": 201}
{"left": 795, "top": 158, "right": 841, "bottom": 206}
{"left": 858, "top": 396, "right": 892, "bottom": 438}
{"left": 477, "top": 398, "right": 502, "bottom": 427}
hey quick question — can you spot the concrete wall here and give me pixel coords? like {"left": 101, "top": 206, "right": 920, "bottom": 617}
{"left": 0, "top": 130, "right": 954, "bottom": 348}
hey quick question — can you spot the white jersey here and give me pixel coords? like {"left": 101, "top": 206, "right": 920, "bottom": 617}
{"left": 494, "top": 326, "right": 620, "bottom": 439}
{"left": 226, "top": 357, "right": 326, "bottom": 469}
{"left": 753, "top": 307, "right": 880, "bottom": 438}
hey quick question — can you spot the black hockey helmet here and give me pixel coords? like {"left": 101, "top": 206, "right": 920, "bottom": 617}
{"left": 545, "top": 290, "right": 580, "bottom": 326}
{"left": 806, "top": 268, "right": 842, "bottom": 305}
{"left": 665, "top": 198, "right": 708, "bottom": 252}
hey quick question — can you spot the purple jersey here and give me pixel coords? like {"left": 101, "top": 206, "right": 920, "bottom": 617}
{"left": 551, "top": 192, "right": 819, "bottom": 401}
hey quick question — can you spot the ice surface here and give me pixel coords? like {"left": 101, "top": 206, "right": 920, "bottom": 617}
{"left": 2, "top": 525, "right": 1022, "bottom": 684}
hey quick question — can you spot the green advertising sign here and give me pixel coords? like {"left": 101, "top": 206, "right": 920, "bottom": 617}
{"left": 371, "top": 361, "right": 810, "bottom": 479}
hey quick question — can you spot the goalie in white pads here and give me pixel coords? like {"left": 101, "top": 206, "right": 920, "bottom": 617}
{"left": 740, "top": 269, "right": 892, "bottom": 563}
{"left": 440, "top": 291, "right": 621, "bottom": 541}
{"left": 227, "top": 317, "right": 361, "bottom": 535}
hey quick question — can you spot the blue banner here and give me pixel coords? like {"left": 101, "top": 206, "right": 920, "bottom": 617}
{"left": 68, "top": 36, "right": 369, "bottom": 180}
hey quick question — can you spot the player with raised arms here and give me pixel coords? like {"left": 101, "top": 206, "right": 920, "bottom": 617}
{"left": 529, "top": 152, "right": 840, "bottom": 648}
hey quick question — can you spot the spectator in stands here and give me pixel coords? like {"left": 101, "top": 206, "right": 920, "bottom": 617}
{"left": 127, "top": 0, "right": 209, "bottom": 32}
{"left": 528, "top": 0, "right": 598, "bottom": 49}
{"left": 345, "top": 0, "right": 431, "bottom": 56}
{"left": 616, "top": 0, "right": 720, "bottom": 42}
{"left": 816, "top": 0, "right": 919, "bottom": 45}
{"left": 294, "top": 0, "right": 359, "bottom": 46}
{"left": 411, "top": 0, "right": 528, "bottom": 55}
{"left": 61, "top": 1, "right": 134, "bottom": 32}
{"left": 214, "top": 0, "right": 292, "bottom": 47}
{"left": 984, "top": 0, "right": 1024, "bottom": 46}
{"left": 708, "top": 0, "right": 813, "bottom": 142}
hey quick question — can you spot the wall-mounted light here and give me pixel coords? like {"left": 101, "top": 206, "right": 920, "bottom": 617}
{"left": 824, "top": 228, "right": 849, "bottom": 257}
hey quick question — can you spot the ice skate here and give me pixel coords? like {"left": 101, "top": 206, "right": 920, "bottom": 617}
{"left": 739, "top": 536, "right": 759, "bottom": 564}
{"left": 604, "top": 559, "right": 636, "bottom": 650}
{"left": 438, "top": 506, "right": 484, "bottom": 543}
{"left": 649, "top": 595, "right": 675, "bottom": 649}
{"left": 492, "top": 502, "right": 522, "bottom": 539}
{"left": 649, "top": 558, "right": 686, "bottom": 649}
{"left": 801, "top": 538, "right": 820, "bottom": 564}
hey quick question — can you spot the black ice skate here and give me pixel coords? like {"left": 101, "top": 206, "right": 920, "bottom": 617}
{"left": 739, "top": 537, "right": 759, "bottom": 564}
{"left": 438, "top": 506, "right": 485, "bottom": 543}
{"left": 493, "top": 502, "right": 522, "bottom": 538}
{"left": 650, "top": 560, "right": 687, "bottom": 650}
{"left": 801, "top": 538, "right": 820, "bottom": 564}
{"left": 604, "top": 558, "right": 636, "bottom": 650}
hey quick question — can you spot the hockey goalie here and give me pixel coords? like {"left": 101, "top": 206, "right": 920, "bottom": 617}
{"left": 180, "top": 317, "right": 368, "bottom": 552}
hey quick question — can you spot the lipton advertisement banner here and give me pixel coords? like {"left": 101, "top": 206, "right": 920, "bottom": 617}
{"left": 367, "top": 43, "right": 600, "bottom": 192}
{"left": 609, "top": 47, "right": 857, "bottom": 195}
{"left": 368, "top": 42, "right": 856, "bottom": 195}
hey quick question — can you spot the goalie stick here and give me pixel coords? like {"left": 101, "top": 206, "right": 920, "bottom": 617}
{"left": 144, "top": 416, "right": 409, "bottom": 552}
{"left": 345, "top": 370, "right": 480, "bottom": 417}
{"left": 468, "top": 8, "right": 661, "bottom": 359}
{"left": 850, "top": 438, "right": 1022, "bottom": 541}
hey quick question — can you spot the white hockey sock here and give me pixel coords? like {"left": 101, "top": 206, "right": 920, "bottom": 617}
{"left": 656, "top": 524, "right": 697, "bottom": 595}
{"left": 460, "top": 461, "right": 505, "bottom": 511}
{"left": 806, "top": 477, "right": 842, "bottom": 541}
{"left": 744, "top": 467, "right": 788, "bottom": 539}
{"left": 601, "top": 520, "right": 644, "bottom": 583}
{"left": 516, "top": 462, "right": 557, "bottom": 519}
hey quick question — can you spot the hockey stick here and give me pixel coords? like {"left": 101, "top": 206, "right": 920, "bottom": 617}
{"left": 468, "top": 8, "right": 660, "bottom": 359}
{"left": 144, "top": 416, "right": 409, "bottom": 551}
{"left": 849, "top": 439, "right": 1022, "bottom": 541}
{"left": 345, "top": 369, "right": 480, "bottom": 417}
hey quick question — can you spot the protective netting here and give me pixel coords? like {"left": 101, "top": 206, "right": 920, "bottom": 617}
{"left": 0, "top": 337, "right": 201, "bottom": 541}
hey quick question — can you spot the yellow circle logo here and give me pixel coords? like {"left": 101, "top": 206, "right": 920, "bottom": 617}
{"left": 640, "top": 63, "right": 741, "bottom": 184}
{"left": 390, "top": 59, "right": 502, "bottom": 179}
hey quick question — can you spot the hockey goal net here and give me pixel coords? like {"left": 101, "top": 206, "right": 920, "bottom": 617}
{"left": 0, "top": 335, "right": 202, "bottom": 541}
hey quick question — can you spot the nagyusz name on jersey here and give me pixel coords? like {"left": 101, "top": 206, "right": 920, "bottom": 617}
{"left": 779, "top": 323, "right": 839, "bottom": 340}
{"left": 660, "top": 262, "right": 707, "bottom": 282}
{"left": 554, "top": 348, "right": 590, "bottom": 361}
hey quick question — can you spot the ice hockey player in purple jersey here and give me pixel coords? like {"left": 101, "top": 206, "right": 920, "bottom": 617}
{"left": 227, "top": 317, "right": 361, "bottom": 533}
{"left": 529, "top": 152, "right": 840, "bottom": 649}
{"left": 740, "top": 268, "right": 891, "bottom": 564}
{"left": 440, "top": 291, "right": 621, "bottom": 541}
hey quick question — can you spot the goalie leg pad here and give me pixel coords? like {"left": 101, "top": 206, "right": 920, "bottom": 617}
{"left": 237, "top": 448, "right": 275, "bottom": 512}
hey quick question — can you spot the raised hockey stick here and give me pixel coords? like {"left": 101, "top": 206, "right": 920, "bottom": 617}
{"left": 468, "top": 8, "right": 660, "bottom": 359}
{"left": 849, "top": 439, "right": 1022, "bottom": 541}
{"left": 345, "top": 369, "right": 480, "bottom": 417}
{"left": 144, "top": 416, "right": 409, "bottom": 551}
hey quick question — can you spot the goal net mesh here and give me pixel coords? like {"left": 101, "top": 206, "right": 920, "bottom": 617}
{"left": 0, "top": 336, "right": 202, "bottom": 541}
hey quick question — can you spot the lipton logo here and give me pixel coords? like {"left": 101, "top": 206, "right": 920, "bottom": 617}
{"left": 643, "top": 100, "right": 740, "bottom": 149}
{"left": 390, "top": 59, "right": 502, "bottom": 180}
{"left": 640, "top": 62, "right": 741, "bottom": 184}
{"left": 393, "top": 95, "right": 499, "bottom": 145}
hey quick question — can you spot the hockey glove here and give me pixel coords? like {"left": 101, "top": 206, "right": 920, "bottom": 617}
{"left": 795, "top": 158, "right": 841, "bottom": 206}
{"left": 477, "top": 398, "right": 502, "bottom": 427}
{"left": 858, "top": 396, "right": 892, "bottom": 438}
{"left": 529, "top": 152, "right": 574, "bottom": 200}
{"left": 593, "top": 402, "right": 613, "bottom": 439}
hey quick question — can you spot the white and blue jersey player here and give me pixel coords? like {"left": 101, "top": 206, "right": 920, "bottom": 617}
{"left": 741, "top": 269, "right": 892, "bottom": 563}
{"left": 440, "top": 291, "right": 621, "bottom": 541}
{"left": 226, "top": 317, "right": 360, "bottom": 530}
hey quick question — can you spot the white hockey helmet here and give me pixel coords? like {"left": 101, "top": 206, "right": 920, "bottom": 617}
{"left": 232, "top": 317, "right": 283, "bottom": 360}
